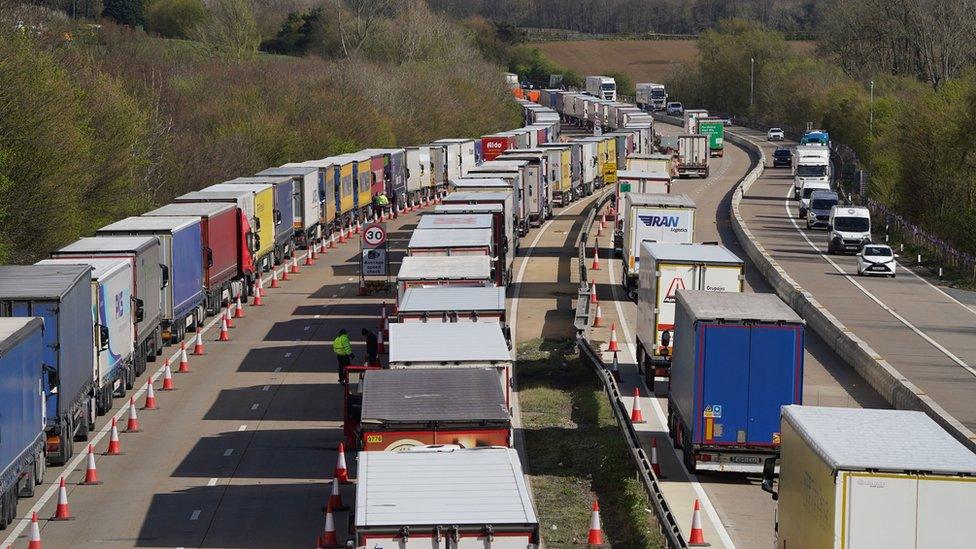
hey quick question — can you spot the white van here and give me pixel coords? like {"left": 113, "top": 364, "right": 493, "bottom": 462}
{"left": 827, "top": 206, "right": 871, "bottom": 254}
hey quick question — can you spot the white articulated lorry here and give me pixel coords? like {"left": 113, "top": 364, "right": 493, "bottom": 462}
{"left": 762, "top": 406, "right": 976, "bottom": 549}
{"left": 619, "top": 193, "right": 696, "bottom": 297}
{"left": 585, "top": 75, "right": 617, "bottom": 101}
{"left": 636, "top": 83, "right": 667, "bottom": 111}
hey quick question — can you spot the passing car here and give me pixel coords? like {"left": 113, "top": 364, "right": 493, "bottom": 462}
{"left": 857, "top": 245, "right": 897, "bottom": 277}
{"left": 772, "top": 148, "right": 793, "bottom": 168}
{"left": 767, "top": 127, "right": 785, "bottom": 141}
{"left": 806, "top": 190, "right": 838, "bottom": 229}
{"left": 666, "top": 102, "right": 683, "bottom": 116}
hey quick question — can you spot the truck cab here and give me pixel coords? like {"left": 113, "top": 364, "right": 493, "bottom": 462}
{"left": 828, "top": 206, "right": 871, "bottom": 254}
{"left": 792, "top": 146, "right": 830, "bottom": 199}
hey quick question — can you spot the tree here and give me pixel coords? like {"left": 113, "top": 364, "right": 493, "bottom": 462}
{"left": 145, "top": 0, "right": 207, "bottom": 39}
{"left": 261, "top": 7, "right": 341, "bottom": 58}
{"left": 334, "top": 0, "right": 393, "bottom": 57}
{"left": 102, "top": 0, "right": 144, "bottom": 26}
{"left": 194, "top": 0, "right": 260, "bottom": 58}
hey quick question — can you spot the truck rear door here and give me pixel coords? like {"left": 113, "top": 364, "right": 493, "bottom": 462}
{"left": 699, "top": 323, "right": 749, "bottom": 444}
{"left": 843, "top": 472, "right": 918, "bottom": 548}
{"left": 746, "top": 325, "right": 801, "bottom": 444}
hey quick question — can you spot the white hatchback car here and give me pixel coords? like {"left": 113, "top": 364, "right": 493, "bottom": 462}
{"left": 857, "top": 244, "right": 898, "bottom": 277}
{"left": 767, "top": 127, "right": 785, "bottom": 141}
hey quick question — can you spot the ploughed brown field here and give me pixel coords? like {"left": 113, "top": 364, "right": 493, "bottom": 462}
{"left": 530, "top": 39, "right": 816, "bottom": 83}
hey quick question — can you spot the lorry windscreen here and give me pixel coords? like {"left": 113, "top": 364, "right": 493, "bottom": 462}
{"left": 602, "top": 84, "right": 615, "bottom": 90}
{"left": 811, "top": 199, "right": 837, "bottom": 210}
{"left": 834, "top": 217, "right": 869, "bottom": 232}
{"left": 796, "top": 165, "right": 827, "bottom": 177}
{"left": 651, "top": 90, "right": 666, "bottom": 98}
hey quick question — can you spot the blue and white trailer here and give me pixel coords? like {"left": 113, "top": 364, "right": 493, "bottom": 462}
{"left": 0, "top": 265, "right": 96, "bottom": 466}
{"left": 0, "top": 317, "right": 46, "bottom": 528}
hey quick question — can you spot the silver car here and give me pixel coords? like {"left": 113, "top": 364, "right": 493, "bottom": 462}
{"left": 767, "top": 127, "right": 785, "bottom": 141}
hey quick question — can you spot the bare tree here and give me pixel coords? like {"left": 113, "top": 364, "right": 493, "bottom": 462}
{"left": 334, "top": 0, "right": 393, "bottom": 57}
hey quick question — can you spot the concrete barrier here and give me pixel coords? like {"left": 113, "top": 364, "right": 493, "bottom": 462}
{"left": 651, "top": 111, "right": 976, "bottom": 451}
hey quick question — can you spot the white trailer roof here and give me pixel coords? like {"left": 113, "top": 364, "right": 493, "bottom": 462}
{"left": 399, "top": 286, "right": 506, "bottom": 313}
{"left": 451, "top": 178, "right": 510, "bottom": 187}
{"left": 642, "top": 242, "right": 742, "bottom": 265}
{"left": 443, "top": 191, "right": 513, "bottom": 202}
{"left": 356, "top": 447, "right": 537, "bottom": 528}
{"left": 389, "top": 322, "right": 510, "bottom": 363}
{"left": 38, "top": 257, "right": 130, "bottom": 281}
{"left": 434, "top": 204, "right": 503, "bottom": 214}
{"left": 416, "top": 214, "right": 493, "bottom": 230}
{"left": 145, "top": 202, "right": 235, "bottom": 218}
{"left": 625, "top": 193, "right": 695, "bottom": 209}
{"left": 782, "top": 406, "right": 976, "bottom": 474}
{"left": 618, "top": 170, "right": 671, "bottom": 181}
{"left": 56, "top": 236, "right": 158, "bottom": 254}
{"left": 408, "top": 228, "right": 492, "bottom": 249}
{"left": 676, "top": 290, "right": 803, "bottom": 324}
{"left": 99, "top": 216, "right": 199, "bottom": 233}
{"left": 397, "top": 256, "right": 492, "bottom": 281}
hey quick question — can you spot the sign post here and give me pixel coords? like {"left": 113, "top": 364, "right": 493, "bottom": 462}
{"left": 360, "top": 223, "right": 389, "bottom": 294}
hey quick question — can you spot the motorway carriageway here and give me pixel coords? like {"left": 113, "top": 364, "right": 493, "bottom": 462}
{"left": 584, "top": 124, "right": 888, "bottom": 548}
{"left": 733, "top": 127, "right": 976, "bottom": 438}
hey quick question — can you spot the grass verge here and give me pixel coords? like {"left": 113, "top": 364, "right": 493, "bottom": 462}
{"left": 518, "top": 338, "right": 662, "bottom": 547}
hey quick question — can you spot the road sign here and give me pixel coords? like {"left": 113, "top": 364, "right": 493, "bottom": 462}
{"left": 362, "top": 223, "right": 387, "bottom": 249}
{"left": 362, "top": 248, "right": 387, "bottom": 277}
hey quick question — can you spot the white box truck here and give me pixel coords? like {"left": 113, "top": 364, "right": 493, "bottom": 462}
{"left": 793, "top": 144, "right": 831, "bottom": 199}
{"left": 585, "top": 75, "right": 617, "bottom": 101}
{"left": 762, "top": 406, "right": 976, "bottom": 549}
{"left": 635, "top": 242, "right": 744, "bottom": 385}
{"left": 676, "top": 135, "right": 709, "bottom": 178}
{"left": 636, "top": 83, "right": 667, "bottom": 110}
{"left": 683, "top": 109, "right": 709, "bottom": 134}
{"left": 619, "top": 193, "right": 696, "bottom": 296}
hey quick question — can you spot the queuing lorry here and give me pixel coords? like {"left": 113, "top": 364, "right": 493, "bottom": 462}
{"left": 97, "top": 216, "right": 205, "bottom": 344}
{"left": 792, "top": 144, "right": 830, "bottom": 199}
{"left": 432, "top": 139, "right": 477, "bottom": 181}
{"left": 538, "top": 142, "right": 579, "bottom": 205}
{"left": 683, "top": 108, "right": 709, "bottom": 134}
{"left": 226, "top": 176, "right": 295, "bottom": 264}
{"left": 354, "top": 447, "right": 539, "bottom": 548}
{"left": 0, "top": 265, "right": 96, "bottom": 466}
{"left": 359, "top": 148, "right": 408, "bottom": 208}
{"left": 417, "top": 213, "right": 512, "bottom": 286}
{"left": 0, "top": 317, "right": 46, "bottom": 526}
{"left": 636, "top": 82, "right": 667, "bottom": 110}
{"left": 389, "top": 322, "right": 513, "bottom": 409}
{"left": 443, "top": 188, "right": 522, "bottom": 240}
{"left": 636, "top": 242, "right": 744, "bottom": 385}
{"left": 396, "top": 256, "right": 494, "bottom": 304}
{"left": 398, "top": 286, "right": 510, "bottom": 344}
{"left": 37, "top": 258, "right": 134, "bottom": 415}
{"left": 669, "top": 290, "right": 804, "bottom": 473}
{"left": 615, "top": 170, "right": 672, "bottom": 212}
{"left": 698, "top": 117, "right": 725, "bottom": 157}
{"left": 350, "top": 368, "right": 511, "bottom": 451}
{"left": 52, "top": 237, "right": 164, "bottom": 379}
{"left": 279, "top": 160, "right": 339, "bottom": 236}
{"left": 465, "top": 165, "right": 528, "bottom": 233}
{"left": 619, "top": 194, "right": 696, "bottom": 296}
{"left": 496, "top": 152, "right": 551, "bottom": 224}
{"left": 762, "top": 406, "right": 976, "bottom": 549}
{"left": 407, "top": 228, "right": 493, "bottom": 258}
{"left": 255, "top": 166, "right": 322, "bottom": 248}
{"left": 405, "top": 145, "right": 433, "bottom": 206}
{"left": 676, "top": 134, "right": 709, "bottom": 178}
{"left": 627, "top": 153, "right": 675, "bottom": 176}
{"left": 144, "top": 202, "right": 245, "bottom": 314}
{"left": 586, "top": 75, "right": 617, "bottom": 101}
{"left": 482, "top": 134, "right": 517, "bottom": 162}
{"left": 192, "top": 183, "right": 276, "bottom": 273}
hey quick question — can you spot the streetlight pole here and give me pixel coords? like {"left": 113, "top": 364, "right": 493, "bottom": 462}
{"left": 869, "top": 80, "right": 875, "bottom": 137}
{"left": 750, "top": 57, "right": 755, "bottom": 109}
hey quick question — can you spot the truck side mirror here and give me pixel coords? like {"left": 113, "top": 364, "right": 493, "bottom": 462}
{"left": 97, "top": 324, "right": 110, "bottom": 351}
{"left": 253, "top": 217, "right": 261, "bottom": 231}
{"left": 135, "top": 298, "right": 145, "bottom": 323}
{"left": 761, "top": 456, "right": 779, "bottom": 500}
{"left": 160, "top": 264, "right": 170, "bottom": 288}
{"left": 274, "top": 210, "right": 282, "bottom": 225}
{"left": 246, "top": 232, "right": 256, "bottom": 254}
{"left": 43, "top": 364, "right": 59, "bottom": 391}
{"left": 205, "top": 247, "right": 214, "bottom": 268}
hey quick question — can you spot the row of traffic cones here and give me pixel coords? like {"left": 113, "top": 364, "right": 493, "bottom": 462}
{"left": 583, "top": 497, "right": 705, "bottom": 546}
{"left": 317, "top": 442, "right": 352, "bottom": 547}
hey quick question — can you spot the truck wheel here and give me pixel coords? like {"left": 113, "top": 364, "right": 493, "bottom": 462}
{"left": 34, "top": 451, "right": 45, "bottom": 485}
{"left": 126, "top": 364, "right": 135, "bottom": 390}
{"left": 683, "top": 443, "right": 697, "bottom": 474}
{"left": 18, "top": 463, "right": 36, "bottom": 498}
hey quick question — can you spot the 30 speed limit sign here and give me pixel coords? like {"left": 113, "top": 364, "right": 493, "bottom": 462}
{"left": 362, "top": 223, "right": 387, "bottom": 248}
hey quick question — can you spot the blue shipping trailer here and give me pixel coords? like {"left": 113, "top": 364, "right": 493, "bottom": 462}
{"left": 0, "top": 265, "right": 96, "bottom": 466}
{"left": 98, "top": 216, "right": 204, "bottom": 345}
{"left": 228, "top": 176, "right": 296, "bottom": 264}
{"left": 669, "top": 290, "right": 804, "bottom": 474}
{"left": 0, "top": 317, "right": 46, "bottom": 526}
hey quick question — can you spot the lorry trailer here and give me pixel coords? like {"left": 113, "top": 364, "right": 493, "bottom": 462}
{"left": 0, "top": 317, "right": 46, "bottom": 527}
{"left": 351, "top": 368, "right": 510, "bottom": 451}
{"left": 354, "top": 447, "right": 539, "bottom": 548}
{"left": 226, "top": 176, "right": 296, "bottom": 264}
{"left": 441, "top": 190, "right": 519, "bottom": 242}
{"left": 669, "top": 290, "right": 804, "bottom": 473}
{"left": 619, "top": 193, "right": 696, "bottom": 295}
{"left": 697, "top": 117, "right": 726, "bottom": 157}
{"left": 193, "top": 183, "right": 275, "bottom": 273}
{"left": 676, "top": 134, "right": 709, "bottom": 178}
{"left": 615, "top": 170, "right": 672, "bottom": 214}
{"left": 52, "top": 236, "right": 164, "bottom": 378}
{"left": 636, "top": 82, "right": 667, "bottom": 110}
{"left": 636, "top": 242, "right": 744, "bottom": 384}
{"left": 397, "top": 286, "right": 509, "bottom": 344}
{"left": 416, "top": 212, "right": 512, "bottom": 286}
{"left": 396, "top": 255, "right": 494, "bottom": 304}
{"left": 255, "top": 165, "right": 323, "bottom": 248}
{"left": 763, "top": 406, "right": 976, "bottom": 548}
{"left": 627, "top": 153, "right": 675, "bottom": 176}
{"left": 585, "top": 75, "right": 617, "bottom": 101}
{"left": 97, "top": 216, "right": 205, "bottom": 344}
{"left": 0, "top": 265, "right": 96, "bottom": 466}
{"left": 683, "top": 109, "right": 709, "bottom": 134}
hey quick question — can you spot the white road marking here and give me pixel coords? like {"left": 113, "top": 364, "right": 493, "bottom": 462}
{"left": 190, "top": 510, "right": 201, "bottom": 521}
{"left": 238, "top": 425, "right": 247, "bottom": 431}
{"left": 223, "top": 449, "right": 234, "bottom": 457}
{"left": 207, "top": 478, "right": 218, "bottom": 487}
{"left": 304, "top": 325, "right": 311, "bottom": 331}
{"left": 274, "top": 367, "right": 282, "bottom": 373}
{"left": 262, "top": 385, "right": 271, "bottom": 392}
{"left": 314, "top": 314, "right": 321, "bottom": 319}
{"left": 250, "top": 403, "right": 260, "bottom": 410}
{"left": 284, "top": 352, "right": 292, "bottom": 358}
{"left": 606, "top": 235, "right": 736, "bottom": 549}
{"left": 780, "top": 184, "right": 976, "bottom": 379}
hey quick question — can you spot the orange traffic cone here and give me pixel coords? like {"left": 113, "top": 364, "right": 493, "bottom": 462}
{"left": 252, "top": 282, "right": 263, "bottom": 306}
{"left": 319, "top": 238, "right": 328, "bottom": 254}
{"left": 651, "top": 438, "right": 664, "bottom": 478}
{"left": 178, "top": 345, "right": 190, "bottom": 373}
{"left": 28, "top": 512, "right": 42, "bottom": 549}
{"left": 591, "top": 242, "right": 601, "bottom": 270}
{"left": 126, "top": 396, "right": 141, "bottom": 432}
{"left": 610, "top": 351, "right": 621, "bottom": 381}
{"left": 234, "top": 296, "right": 245, "bottom": 318}
{"left": 593, "top": 304, "right": 604, "bottom": 327}
{"left": 256, "top": 275, "right": 265, "bottom": 296}
{"left": 329, "top": 232, "right": 337, "bottom": 248}
{"left": 224, "top": 303, "right": 235, "bottom": 328}
{"left": 291, "top": 255, "right": 300, "bottom": 274}
{"left": 630, "top": 387, "right": 645, "bottom": 423}
{"left": 377, "top": 330, "right": 386, "bottom": 354}
{"left": 317, "top": 503, "right": 340, "bottom": 548}
{"left": 587, "top": 501, "right": 604, "bottom": 546}
{"left": 589, "top": 281, "right": 598, "bottom": 304}
{"left": 193, "top": 332, "right": 205, "bottom": 355}
{"left": 270, "top": 268, "right": 280, "bottom": 288}
{"left": 105, "top": 418, "right": 122, "bottom": 455}
{"left": 334, "top": 442, "right": 350, "bottom": 484}
{"left": 379, "top": 302, "right": 388, "bottom": 330}
{"left": 327, "top": 477, "right": 348, "bottom": 511}
{"left": 596, "top": 221, "right": 603, "bottom": 237}
{"left": 51, "top": 477, "right": 73, "bottom": 521}
{"left": 143, "top": 380, "right": 158, "bottom": 410}
{"left": 218, "top": 316, "right": 230, "bottom": 341}
{"left": 280, "top": 263, "right": 290, "bottom": 281}
{"left": 689, "top": 499, "right": 707, "bottom": 546}
{"left": 161, "top": 359, "right": 175, "bottom": 390}
{"left": 608, "top": 323, "right": 620, "bottom": 352}
{"left": 305, "top": 249, "right": 315, "bottom": 266}
{"left": 357, "top": 278, "right": 367, "bottom": 296}
{"left": 82, "top": 444, "right": 101, "bottom": 485}
{"left": 382, "top": 316, "right": 389, "bottom": 340}
{"left": 354, "top": 219, "right": 362, "bottom": 234}
{"left": 339, "top": 226, "right": 347, "bottom": 244}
